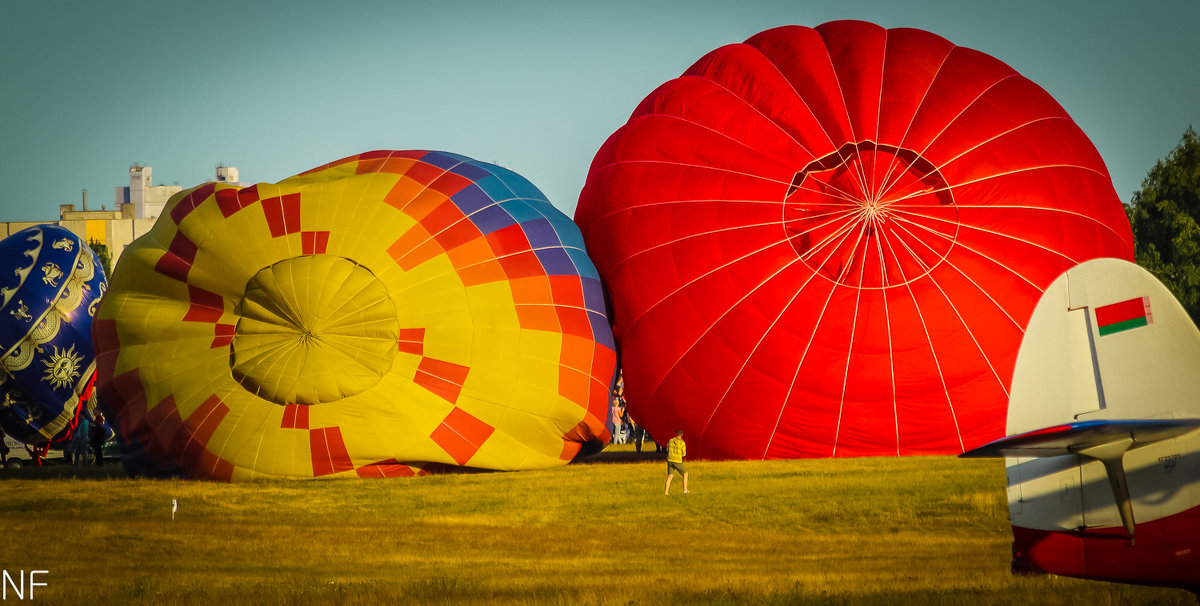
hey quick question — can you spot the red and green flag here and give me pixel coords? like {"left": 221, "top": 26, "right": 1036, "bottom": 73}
{"left": 1095, "top": 297, "right": 1152, "bottom": 336}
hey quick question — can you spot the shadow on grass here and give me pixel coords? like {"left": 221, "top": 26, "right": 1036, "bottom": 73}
{"left": 0, "top": 460, "right": 127, "bottom": 480}
{"left": 576, "top": 448, "right": 664, "bottom": 464}
{"left": 673, "top": 583, "right": 1198, "bottom": 606}
{"left": 0, "top": 446, "right": 661, "bottom": 478}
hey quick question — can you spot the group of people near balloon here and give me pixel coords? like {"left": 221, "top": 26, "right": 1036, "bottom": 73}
{"left": 0, "top": 22, "right": 1134, "bottom": 481}
{"left": 608, "top": 371, "right": 648, "bottom": 451}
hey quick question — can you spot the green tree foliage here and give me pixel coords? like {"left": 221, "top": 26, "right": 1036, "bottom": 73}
{"left": 1128, "top": 126, "right": 1200, "bottom": 322}
{"left": 87, "top": 238, "right": 113, "bottom": 278}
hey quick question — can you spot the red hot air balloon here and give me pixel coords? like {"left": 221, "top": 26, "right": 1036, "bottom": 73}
{"left": 576, "top": 21, "right": 1133, "bottom": 460}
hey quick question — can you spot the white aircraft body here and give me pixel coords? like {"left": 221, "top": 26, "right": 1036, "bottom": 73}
{"left": 962, "top": 258, "right": 1200, "bottom": 591}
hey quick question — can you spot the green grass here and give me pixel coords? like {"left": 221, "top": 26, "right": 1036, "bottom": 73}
{"left": 0, "top": 447, "right": 1193, "bottom": 605}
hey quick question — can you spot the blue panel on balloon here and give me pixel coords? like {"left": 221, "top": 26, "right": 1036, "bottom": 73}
{"left": 534, "top": 247, "right": 577, "bottom": 277}
{"left": 452, "top": 184, "right": 495, "bottom": 216}
{"left": 474, "top": 175, "right": 518, "bottom": 204}
{"left": 449, "top": 161, "right": 494, "bottom": 183}
{"left": 499, "top": 200, "right": 551, "bottom": 225}
{"left": 522, "top": 218, "right": 564, "bottom": 249}
{"left": 470, "top": 204, "right": 517, "bottom": 235}
{"left": 420, "top": 151, "right": 471, "bottom": 170}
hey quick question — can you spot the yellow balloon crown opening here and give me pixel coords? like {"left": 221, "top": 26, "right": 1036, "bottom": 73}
{"left": 231, "top": 255, "right": 398, "bottom": 406}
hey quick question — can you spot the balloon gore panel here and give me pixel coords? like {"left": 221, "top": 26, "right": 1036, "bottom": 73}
{"left": 94, "top": 151, "right": 615, "bottom": 479}
{"left": 575, "top": 21, "right": 1134, "bottom": 460}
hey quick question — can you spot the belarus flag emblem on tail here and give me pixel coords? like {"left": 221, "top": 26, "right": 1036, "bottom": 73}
{"left": 1096, "top": 296, "right": 1153, "bottom": 336}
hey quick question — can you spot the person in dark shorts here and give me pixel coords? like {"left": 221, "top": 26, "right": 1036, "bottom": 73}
{"left": 664, "top": 429, "right": 689, "bottom": 495}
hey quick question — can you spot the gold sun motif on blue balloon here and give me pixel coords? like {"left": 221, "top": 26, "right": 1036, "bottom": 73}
{"left": 42, "top": 344, "right": 83, "bottom": 391}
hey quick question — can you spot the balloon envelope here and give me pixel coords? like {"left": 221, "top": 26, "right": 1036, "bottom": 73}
{"left": 576, "top": 21, "right": 1134, "bottom": 459}
{"left": 95, "top": 151, "right": 615, "bottom": 479}
{"left": 0, "top": 225, "right": 106, "bottom": 446}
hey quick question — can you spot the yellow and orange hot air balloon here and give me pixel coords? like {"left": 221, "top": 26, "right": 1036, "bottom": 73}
{"left": 94, "top": 151, "right": 615, "bottom": 480}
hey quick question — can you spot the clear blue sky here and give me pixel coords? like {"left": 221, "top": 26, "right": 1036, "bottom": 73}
{"left": 2, "top": 0, "right": 1196, "bottom": 222}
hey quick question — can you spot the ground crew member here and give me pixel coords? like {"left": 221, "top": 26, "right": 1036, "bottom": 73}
{"left": 665, "top": 429, "right": 689, "bottom": 495}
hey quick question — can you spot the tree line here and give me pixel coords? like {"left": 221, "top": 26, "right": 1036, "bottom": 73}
{"left": 1127, "top": 126, "right": 1200, "bottom": 322}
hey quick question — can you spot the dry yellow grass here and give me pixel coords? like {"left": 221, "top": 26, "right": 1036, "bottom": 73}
{"left": 0, "top": 450, "right": 1193, "bottom": 605}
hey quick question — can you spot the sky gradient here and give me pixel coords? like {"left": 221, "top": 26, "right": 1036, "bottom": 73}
{"left": 2, "top": 0, "right": 1197, "bottom": 222}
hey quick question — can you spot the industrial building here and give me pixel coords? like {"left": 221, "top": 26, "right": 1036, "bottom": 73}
{"left": 0, "top": 164, "right": 241, "bottom": 268}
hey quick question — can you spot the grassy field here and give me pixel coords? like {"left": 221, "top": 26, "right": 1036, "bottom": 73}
{"left": 0, "top": 446, "right": 1194, "bottom": 605}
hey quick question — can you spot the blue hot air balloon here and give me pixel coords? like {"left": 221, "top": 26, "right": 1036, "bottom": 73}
{"left": 0, "top": 225, "right": 107, "bottom": 447}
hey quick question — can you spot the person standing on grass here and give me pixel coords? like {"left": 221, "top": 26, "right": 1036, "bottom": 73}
{"left": 664, "top": 430, "right": 689, "bottom": 495}
{"left": 610, "top": 376, "right": 627, "bottom": 445}
{"left": 630, "top": 417, "right": 645, "bottom": 453}
{"left": 71, "top": 415, "right": 90, "bottom": 465}
{"left": 90, "top": 412, "right": 106, "bottom": 466}
{"left": 610, "top": 396, "right": 624, "bottom": 444}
